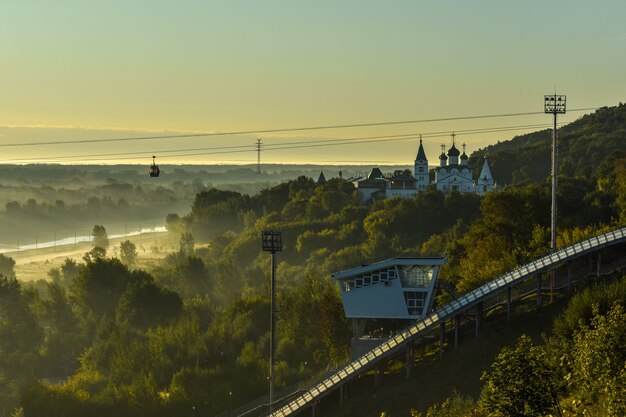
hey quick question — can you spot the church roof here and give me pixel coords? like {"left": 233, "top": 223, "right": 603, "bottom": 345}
{"left": 317, "top": 170, "right": 327, "bottom": 184}
{"left": 367, "top": 167, "right": 384, "bottom": 180}
{"left": 478, "top": 158, "right": 493, "bottom": 181}
{"left": 390, "top": 171, "right": 414, "bottom": 181}
{"left": 415, "top": 139, "right": 427, "bottom": 161}
{"left": 435, "top": 165, "right": 470, "bottom": 172}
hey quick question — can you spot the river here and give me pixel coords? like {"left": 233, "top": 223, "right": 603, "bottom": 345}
{"left": 0, "top": 225, "right": 167, "bottom": 254}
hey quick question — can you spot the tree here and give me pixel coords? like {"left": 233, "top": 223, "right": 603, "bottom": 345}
{"left": 480, "top": 335, "right": 558, "bottom": 417}
{"left": 157, "top": 255, "right": 210, "bottom": 299}
{"left": 60, "top": 258, "right": 81, "bottom": 287}
{"left": 116, "top": 279, "right": 182, "bottom": 330}
{"left": 615, "top": 159, "right": 626, "bottom": 223}
{"left": 189, "top": 188, "right": 252, "bottom": 238}
{"left": 120, "top": 240, "right": 138, "bottom": 267}
{"left": 179, "top": 232, "right": 194, "bottom": 255}
{"left": 0, "top": 275, "right": 43, "bottom": 412}
{"left": 71, "top": 258, "right": 137, "bottom": 320}
{"left": 318, "top": 291, "right": 351, "bottom": 363}
{"left": 569, "top": 304, "right": 626, "bottom": 417}
{"left": 91, "top": 224, "right": 109, "bottom": 250}
{"left": 82, "top": 246, "right": 106, "bottom": 263}
{"left": 0, "top": 275, "right": 43, "bottom": 356}
{"left": 410, "top": 392, "right": 476, "bottom": 417}
{"left": 0, "top": 254, "right": 16, "bottom": 279}
{"left": 40, "top": 282, "right": 84, "bottom": 373}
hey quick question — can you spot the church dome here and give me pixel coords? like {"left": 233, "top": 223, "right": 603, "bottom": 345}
{"left": 447, "top": 144, "right": 460, "bottom": 157}
{"left": 439, "top": 152, "right": 448, "bottom": 160}
{"left": 460, "top": 152, "right": 468, "bottom": 160}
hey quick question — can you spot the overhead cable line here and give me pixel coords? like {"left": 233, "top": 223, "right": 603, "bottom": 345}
{"left": 1, "top": 122, "right": 557, "bottom": 163}
{"left": 161, "top": 124, "right": 559, "bottom": 160}
{"left": 0, "top": 107, "right": 597, "bottom": 148}
{"left": 6, "top": 123, "right": 560, "bottom": 164}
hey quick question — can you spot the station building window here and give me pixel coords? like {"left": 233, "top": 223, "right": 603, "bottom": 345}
{"left": 399, "top": 265, "right": 434, "bottom": 288}
{"left": 343, "top": 267, "right": 397, "bottom": 291}
{"left": 404, "top": 291, "right": 426, "bottom": 316}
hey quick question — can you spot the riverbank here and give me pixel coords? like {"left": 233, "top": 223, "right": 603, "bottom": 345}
{"left": 13, "top": 231, "right": 171, "bottom": 282}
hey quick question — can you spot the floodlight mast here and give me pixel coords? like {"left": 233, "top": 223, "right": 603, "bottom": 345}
{"left": 261, "top": 231, "right": 282, "bottom": 412}
{"left": 544, "top": 94, "right": 566, "bottom": 302}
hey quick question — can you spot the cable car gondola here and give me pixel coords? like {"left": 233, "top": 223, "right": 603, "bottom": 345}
{"left": 149, "top": 155, "right": 160, "bottom": 177}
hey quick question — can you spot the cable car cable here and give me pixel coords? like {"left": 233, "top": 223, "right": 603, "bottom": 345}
{"left": 0, "top": 122, "right": 556, "bottom": 163}
{"left": 0, "top": 107, "right": 597, "bottom": 148}
{"left": 7, "top": 123, "right": 560, "bottom": 164}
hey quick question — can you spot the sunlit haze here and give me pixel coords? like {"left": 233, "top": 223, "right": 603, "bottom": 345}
{"left": 1, "top": 1, "right": 625, "bottom": 165}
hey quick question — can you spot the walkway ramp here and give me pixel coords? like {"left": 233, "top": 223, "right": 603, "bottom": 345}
{"left": 271, "top": 226, "right": 626, "bottom": 416}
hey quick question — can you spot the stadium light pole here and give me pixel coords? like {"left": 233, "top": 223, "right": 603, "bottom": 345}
{"left": 262, "top": 230, "right": 282, "bottom": 412}
{"left": 544, "top": 94, "right": 566, "bottom": 302}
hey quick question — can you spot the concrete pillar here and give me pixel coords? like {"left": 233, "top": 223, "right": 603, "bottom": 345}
{"left": 475, "top": 303, "right": 482, "bottom": 337}
{"left": 454, "top": 315, "right": 460, "bottom": 349}
{"left": 550, "top": 269, "right": 556, "bottom": 304}
{"left": 536, "top": 275, "right": 542, "bottom": 308}
{"left": 374, "top": 364, "right": 382, "bottom": 387}
{"left": 405, "top": 347, "right": 412, "bottom": 379}
{"left": 506, "top": 286, "right": 512, "bottom": 322}
{"left": 339, "top": 385, "right": 344, "bottom": 407}
{"left": 311, "top": 402, "right": 316, "bottom": 417}
{"left": 567, "top": 262, "right": 572, "bottom": 294}
{"left": 439, "top": 321, "right": 446, "bottom": 358}
{"left": 597, "top": 252, "right": 602, "bottom": 278}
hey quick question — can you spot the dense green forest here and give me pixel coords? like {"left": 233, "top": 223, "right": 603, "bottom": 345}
{"left": 469, "top": 103, "right": 626, "bottom": 185}
{"left": 1, "top": 105, "right": 625, "bottom": 416}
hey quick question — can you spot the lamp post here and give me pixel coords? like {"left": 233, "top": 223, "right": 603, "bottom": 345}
{"left": 261, "top": 230, "right": 282, "bottom": 412}
{"left": 544, "top": 94, "right": 566, "bottom": 302}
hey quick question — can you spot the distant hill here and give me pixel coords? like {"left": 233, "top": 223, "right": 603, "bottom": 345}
{"left": 468, "top": 103, "right": 626, "bottom": 185}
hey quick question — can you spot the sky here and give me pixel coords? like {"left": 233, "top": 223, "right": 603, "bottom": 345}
{"left": 1, "top": 0, "right": 625, "bottom": 166}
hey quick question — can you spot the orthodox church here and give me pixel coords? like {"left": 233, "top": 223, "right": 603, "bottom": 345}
{"left": 352, "top": 135, "right": 495, "bottom": 202}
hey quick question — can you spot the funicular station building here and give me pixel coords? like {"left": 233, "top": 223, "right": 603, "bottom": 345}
{"left": 331, "top": 257, "right": 446, "bottom": 357}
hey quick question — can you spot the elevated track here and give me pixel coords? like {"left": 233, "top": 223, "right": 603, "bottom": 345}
{"left": 270, "top": 226, "right": 626, "bottom": 416}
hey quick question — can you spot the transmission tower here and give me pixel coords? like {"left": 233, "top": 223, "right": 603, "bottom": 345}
{"left": 256, "top": 138, "right": 262, "bottom": 174}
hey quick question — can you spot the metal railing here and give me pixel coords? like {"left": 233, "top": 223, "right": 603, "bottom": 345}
{"left": 270, "top": 226, "right": 626, "bottom": 416}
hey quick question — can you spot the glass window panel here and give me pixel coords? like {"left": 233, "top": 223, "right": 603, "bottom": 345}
{"left": 399, "top": 265, "right": 434, "bottom": 288}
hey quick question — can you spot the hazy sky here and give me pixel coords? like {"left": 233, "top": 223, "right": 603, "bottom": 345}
{"left": 1, "top": 1, "right": 625, "bottom": 165}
